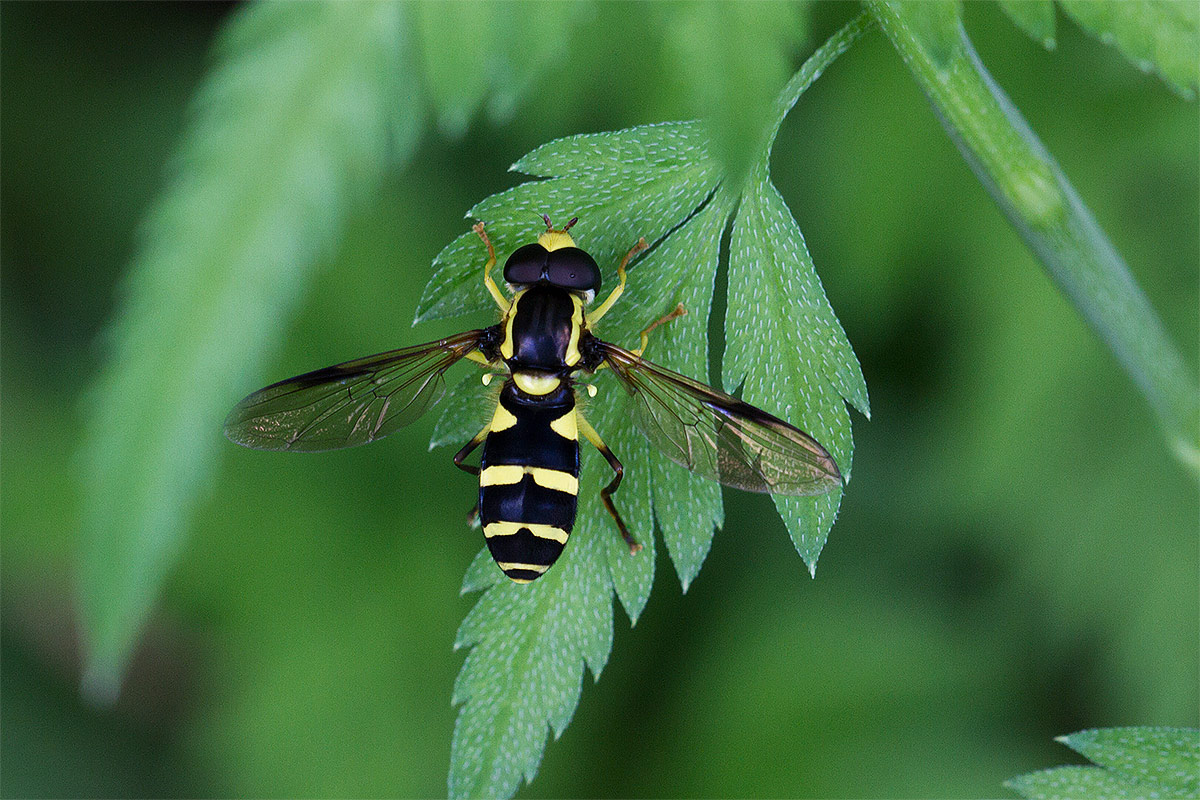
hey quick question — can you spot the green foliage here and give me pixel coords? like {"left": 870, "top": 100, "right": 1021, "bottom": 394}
{"left": 1007, "top": 727, "right": 1200, "bottom": 799}
{"left": 74, "top": 0, "right": 585, "bottom": 702}
{"left": 662, "top": 1, "right": 808, "bottom": 184}
{"left": 449, "top": 502, "right": 615, "bottom": 799}
{"left": 624, "top": 198, "right": 727, "bottom": 590}
{"left": 40, "top": 2, "right": 1195, "bottom": 797}
{"left": 435, "top": 17, "right": 873, "bottom": 796}
{"left": 869, "top": 0, "right": 1200, "bottom": 470}
{"left": 413, "top": 0, "right": 584, "bottom": 134}
{"left": 726, "top": 13, "right": 873, "bottom": 567}
{"left": 1058, "top": 1, "right": 1199, "bottom": 99}
{"left": 997, "top": 0, "right": 1056, "bottom": 48}
{"left": 76, "top": 1, "right": 415, "bottom": 699}
{"left": 888, "top": 0, "right": 964, "bottom": 69}
{"left": 415, "top": 122, "right": 723, "bottom": 324}
{"left": 996, "top": 0, "right": 1199, "bottom": 96}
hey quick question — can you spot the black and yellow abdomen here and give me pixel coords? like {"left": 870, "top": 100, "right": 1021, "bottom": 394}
{"left": 479, "top": 381, "right": 580, "bottom": 583}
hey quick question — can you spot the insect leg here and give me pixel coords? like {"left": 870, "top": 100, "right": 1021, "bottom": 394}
{"left": 453, "top": 425, "right": 489, "bottom": 476}
{"left": 588, "top": 237, "right": 648, "bottom": 325}
{"left": 455, "top": 423, "right": 490, "bottom": 527}
{"left": 473, "top": 221, "right": 511, "bottom": 313}
{"left": 577, "top": 415, "right": 642, "bottom": 554}
{"left": 633, "top": 302, "right": 687, "bottom": 358}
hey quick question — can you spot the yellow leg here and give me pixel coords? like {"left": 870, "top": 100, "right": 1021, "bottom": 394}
{"left": 577, "top": 414, "right": 642, "bottom": 554}
{"left": 588, "top": 237, "right": 647, "bottom": 325}
{"left": 585, "top": 304, "right": 686, "bottom": 373}
{"left": 633, "top": 303, "right": 687, "bottom": 358}
{"left": 474, "top": 222, "right": 511, "bottom": 313}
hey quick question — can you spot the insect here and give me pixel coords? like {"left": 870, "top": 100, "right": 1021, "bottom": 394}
{"left": 225, "top": 216, "right": 842, "bottom": 583}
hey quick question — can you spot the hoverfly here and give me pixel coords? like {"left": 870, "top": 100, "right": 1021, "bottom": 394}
{"left": 225, "top": 217, "right": 842, "bottom": 583}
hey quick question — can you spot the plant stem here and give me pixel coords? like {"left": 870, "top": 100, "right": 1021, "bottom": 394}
{"left": 867, "top": 0, "right": 1200, "bottom": 472}
{"left": 764, "top": 10, "right": 877, "bottom": 157}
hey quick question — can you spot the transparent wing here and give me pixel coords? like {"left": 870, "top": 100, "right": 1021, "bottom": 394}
{"left": 601, "top": 342, "right": 842, "bottom": 495}
{"left": 225, "top": 330, "right": 486, "bottom": 452}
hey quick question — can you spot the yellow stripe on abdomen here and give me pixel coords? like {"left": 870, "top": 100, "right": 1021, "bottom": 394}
{"left": 480, "top": 464, "right": 524, "bottom": 486}
{"left": 528, "top": 466, "right": 578, "bottom": 494}
{"left": 483, "top": 521, "right": 570, "bottom": 544}
{"left": 496, "top": 561, "right": 549, "bottom": 574}
{"left": 480, "top": 465, "right": 578, "bottom": 494}
{"left": 480, "top": 462, "right": 578, "bottom": 494}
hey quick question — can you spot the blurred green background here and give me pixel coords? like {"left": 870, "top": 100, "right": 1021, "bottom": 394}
{"left": 2, "top": 2, "right": 1196, "bottom": 798}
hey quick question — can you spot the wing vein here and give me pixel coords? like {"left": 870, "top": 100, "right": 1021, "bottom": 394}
{"left": 598, "top": 340, "right": 841, "bottom": 495}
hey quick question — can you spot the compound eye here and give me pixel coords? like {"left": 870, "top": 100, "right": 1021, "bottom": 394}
{"left": 503, "top": 243, "right": 548, "bottom": 285}
{"left": 546, "top": 248, "right": 601, "bottom": 291}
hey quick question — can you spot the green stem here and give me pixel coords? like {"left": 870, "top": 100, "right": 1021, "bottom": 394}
{"left": 867, "top": 0, "right": 1200, "bottom": 472}
{"left": 764, "top": 10, "right": 876, "bottom": 157}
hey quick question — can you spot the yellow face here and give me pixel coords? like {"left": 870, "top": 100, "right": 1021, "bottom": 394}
{"left": 536, "top": 229, "right": 577, "bottom": 252}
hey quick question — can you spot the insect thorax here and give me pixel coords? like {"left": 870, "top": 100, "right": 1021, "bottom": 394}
{"left": 500, "top": 285, "right": 586, "bottom": 378}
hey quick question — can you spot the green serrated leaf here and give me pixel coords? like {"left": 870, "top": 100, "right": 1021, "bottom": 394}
{"left": 586, "top": 371, "right": 657, "bottom": 623}
{"left": 461, "top": 547, "right": 505, "bottom": 595}
{"left": 998, "top": 0, "right": 1057, "bottom": 48}
{"left": 601, "top": 428, "right": 656, "bottom": 624}
{"left": 726, "top": 13, "right": 877, "bottom": 581}
{"left": 76, "top": 1, "right": 414, "bottom": 700}
{"left": 1059, "top": 0, "right": 1199, "bottom": 99}
{"left": 414, "top": 122, "right": 722, "bottom": 323}
{"left": 725, "top": 170, "right": 863, "bottom": 571}
{"left": 1059, "top": 727, "right": 1200, "bottom": 794}
{"left": 446, "top": 15, "right": 872, "bottom": 794}
{"left": 514, "top": 121, "right": 718, "bottom": 178}
{"left": 1007, "top": 765, "right": 1169, "bottom": 799}
{"left": 448, "top": 457, "right": 615, "bottom": 799}
{"left": 997, "top": 0, "right": 1198, "bottom": 99}
{"left": 727, "top": 176, "right": 869, "bottom": 421}
{"left": 1007, "top": 727, "right": 1200, "bottom": 799}
{"left": 622, "top": 194, "right": 732, "bottom": 591}
{"left": 572, "top": 327, "right": 658, "bottom": 621}
{"left": 441, "top": 121, "right": 721, "bottom": 798}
